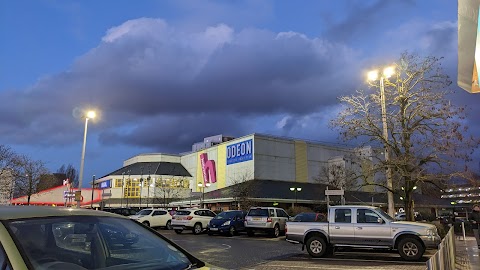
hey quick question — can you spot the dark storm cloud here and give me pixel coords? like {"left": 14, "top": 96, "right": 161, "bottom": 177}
{"left": 0, "top": 18, "right": 362, "bottom": 149}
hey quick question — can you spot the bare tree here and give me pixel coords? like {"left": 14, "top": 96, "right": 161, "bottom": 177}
{"left": 153, "top": 176, "right": 188, "bottom": 207}
{"left": 0, "top": 145, "right": 20, "bottom": 203}
{"left": 14, "top": 155, "right": 49, "bottom": 205}
{"left": 57, "top": 164, "right": 79, "bottom": 187}
{"left": 230, "top": 171, "right": 255, "bottom": 210}
{"left": 331, "top": 52, "right": 480, "bottom": 221}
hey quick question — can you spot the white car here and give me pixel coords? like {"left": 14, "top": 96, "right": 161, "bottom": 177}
{"left": 171, "top": 209, "right": 216, "bottom": 234}
{"left": 129, "top": 208, "right": 173, "bottom": 229}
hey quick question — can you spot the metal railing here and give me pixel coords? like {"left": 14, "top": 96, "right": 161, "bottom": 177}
{"left": 425, "top": 226, "right": 456, "bottom": 270}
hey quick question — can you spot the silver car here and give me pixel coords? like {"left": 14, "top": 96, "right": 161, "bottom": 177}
{"left": 244, "top": 207, "right": 290, "bottom": 237}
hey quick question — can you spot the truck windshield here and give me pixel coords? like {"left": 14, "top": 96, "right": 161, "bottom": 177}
{"left": 375, "top": 208, "right": 395, "bottom": 222}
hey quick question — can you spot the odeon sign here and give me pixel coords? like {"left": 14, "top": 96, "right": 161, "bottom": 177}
{"left": 226, "top": 139, "right": 253, "bottom": 165}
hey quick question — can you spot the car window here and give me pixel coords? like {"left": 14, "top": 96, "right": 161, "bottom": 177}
{"left": 335, "top": 209, "right": 352, "bottom": 223}
{"left": 269, "top": 209, "right": 275, "bottom": 217}
{"left": 280, "top": 210, "right": 288, "bottom": 218}
{"left": 137, "top": 209, "right": 153, "bottom": 216}
{"left": 207, "top": 211, "right": 216, "bottom": 217}
{"left": 7, "top": 216, "right": 193, "bottom": 269}
{"left": 248, "top": 209, "right": 269, "bottom": 217}
{"left": 357, "top": 209, "right": 382, "bottom": 223}
{"left": 0, "top": 245, "right": 12, "bottom": 270}
{"left": 153, "top": 211, "right": 167, "bottom": 216}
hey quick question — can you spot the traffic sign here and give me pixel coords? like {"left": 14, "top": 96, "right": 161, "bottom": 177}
{"left": 325, "top": 189, "right": 345, "bottom": 196}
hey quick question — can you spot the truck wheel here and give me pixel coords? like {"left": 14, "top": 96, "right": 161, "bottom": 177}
{"left": 306, "top": 236, "right": 328, "bottom": 258}
{"left": 398, "top": 238, "right": 424, "bottom": 261}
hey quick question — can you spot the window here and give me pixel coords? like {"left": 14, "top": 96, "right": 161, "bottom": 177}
{"left": 248, "top": 209, "right": 269, "bottom": 217}
{"left": 357, "top": 209, "right": 382, "bottom": 223}
{"left": 276, "top": 209, "right": 288, "bottom": 218}
{"left": 335, "top": 209, "right": 351, "bottom": 223}
{"left": 114, "top": 179, "right": 123, "bottom": 188}
{"left": 0, "top": 245, "right": 12, "bottom": 270}
{"left": 153, "top": 211, "right": 167, "bottom": 216}
{"left": 206, "top": 211, "right": 216, "bottom": 217}
{"left": 269, "top": 209, "right": 275, "bottom": 217}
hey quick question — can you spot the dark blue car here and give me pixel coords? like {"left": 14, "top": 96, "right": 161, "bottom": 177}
{"left": 207, "top": 210, "right": 246, "bottom": 236}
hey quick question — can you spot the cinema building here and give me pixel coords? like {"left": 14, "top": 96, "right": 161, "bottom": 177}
{"left": 90, "top": 133, "right": 384, "bottom": 210}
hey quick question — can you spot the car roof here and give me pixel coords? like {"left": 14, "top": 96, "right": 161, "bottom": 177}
{"left": 0, "top": 206, "right": 128, "bottom": 221}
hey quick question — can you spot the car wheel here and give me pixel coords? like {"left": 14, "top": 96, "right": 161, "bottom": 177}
{"left": 142, "top": 221, "right": 150, "bottom": 227}
{"left": 193, "top": 223, "right": 203, "bottom": 235}
{"left": 306, "top": 235, "right": 328, "bottom": 258}
{"left": 270, "top": 224, "right": 280, "bottom": 238}
{"left": 398, "top": 238, "right": 424, "bottom": 261}
{"left": 207, "top": 230, "right": 214, "bottom": 236}
{"left": 166, "top": 220, "right": 172, "bottom": 230}
{"left": 228, "top": 226, "right": 236, "bottom": 237}
{"left": 247, "top": 229, "right": 254, "bottom": 237}
{"left": 174, "top": 229, "right": 183, "bottom": 234}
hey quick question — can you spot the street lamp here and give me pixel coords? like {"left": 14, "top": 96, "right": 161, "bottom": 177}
{"left": 77, "top": 110, "right": 96, "bottom": 208}
{"left": 368, "top": 67, "right": 395, "bottom": 218}
{"left": 198, "top": 182, "right": 211, "bottom": 208}
{"left": 290, "top": 187, "right": 302, "bottom": 207}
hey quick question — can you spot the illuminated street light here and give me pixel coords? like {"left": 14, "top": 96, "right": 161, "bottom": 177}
{"left": 290, "top": 187, "right": 302, "bottom": 207}
{"left": 198, "top": 182, "right": 211, "bottom": 208}
{"left": 77, "top": 110, "right": 96, "bottom": 208}
{"left": 368, "top": 66, "right": 395, "bottom": 218}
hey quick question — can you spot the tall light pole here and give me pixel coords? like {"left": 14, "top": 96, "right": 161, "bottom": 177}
{"left": 368, "top": 67, "right": 395, "bottom": 218}
{"left": 290, "top": 187, "right": 302, "bottom": 207}
{"left": 198, "top": 182, "right": 211, "bottom": 208}
{"left": 90, "top": 175, "right": 95, "bottom": 209}
{"left": 139, "top": 167, "right": 144, "bottom": 209}
{"left": 121, "top": 172, "right": 125, "bottom": 208}
{"left": 77, "top": 110, "right": 96, "bottom": 208}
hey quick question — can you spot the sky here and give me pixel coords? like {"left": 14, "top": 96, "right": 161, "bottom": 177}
{"left": 0, "top": 0, "right": 478, "bottom": 186}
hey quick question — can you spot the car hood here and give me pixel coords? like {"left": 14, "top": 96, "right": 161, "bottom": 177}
{"left": 391, "top": 221, "right": 436, "bottom": 229}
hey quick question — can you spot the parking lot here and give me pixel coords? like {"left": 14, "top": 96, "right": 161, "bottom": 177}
{"left": 156, "top": 229, "right": 434, "bottom": 270}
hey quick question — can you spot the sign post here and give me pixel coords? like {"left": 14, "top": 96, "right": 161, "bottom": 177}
{"left": 325, "top": 188, "right": 345, "bottom": 206}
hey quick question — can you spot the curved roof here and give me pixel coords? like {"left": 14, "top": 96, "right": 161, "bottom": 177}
{"left": 0, "top": 206, "right": 127, "bottom": 220}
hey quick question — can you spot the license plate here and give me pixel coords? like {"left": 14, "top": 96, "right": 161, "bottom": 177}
{"left": 209, "top": 228, "right": 218, "bottom": 231}
{"left": 253, "top": 218, "right": 261, "bottom": 221}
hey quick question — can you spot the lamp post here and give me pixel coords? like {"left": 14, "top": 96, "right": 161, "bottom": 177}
{"left": 77, "top": 110, "right": 96, "bottom": 208}
{"left": 146, "top": 165, "right": 151, "bottom": 208}
{"left": 290, "top": 187, "right": 302, "bottom": 207}
{"left": 121, "top": 172, "right": 125, "bottom": 208}
{"left": 126, "top": 170, "right": 131, "bottom": 208}
{"left": 368, "top": 67, "right": 395, "bottom": 218}
{"left": 90, "top": 175, "right": 95, "bottom": 209}
{"left": 198, "top": 182, "right": 211, "bottom": 208}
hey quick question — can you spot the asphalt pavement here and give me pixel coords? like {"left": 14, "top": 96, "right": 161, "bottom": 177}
{"left": 156, "top": 228, "right": 434, "bottom": 270}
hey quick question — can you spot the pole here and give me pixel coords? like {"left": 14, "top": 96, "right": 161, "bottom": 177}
{"left": 126, "top": 170, "right": 130, "bottom": 208}
{"left": 139, "top": 167, "right": 143, "bottom": 209}
{"left": 77, "top": 117, "right": 89, "bottom": 208}
{"left": 90, "top": 175, "right": 95, "bottom": 208}
{"left": 202, "top": 186, "right": 205, "bottom": 208}
{"left": 380, "top": 77, "right": 395, "bottom": 218}
{"left": 121, "top": 172, "right": 125, "bottom": 208}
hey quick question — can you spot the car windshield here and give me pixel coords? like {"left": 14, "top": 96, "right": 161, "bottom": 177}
{"left": 136, "top": 209, "right": 152, "bottom": 216}
{"left": 175, "top": 210, "right": 191, "bottom": 215}
{"left": 6, "top": 216, "right": 196, "bottom": 270}
{"left": 375, "top": 208, "right": 395, "bottom": 222}
{"left": 248, "top": 209, "right": 269, "bottom": 217}
{"left": 214, "top": 212, "right": 237, "bottom": 219}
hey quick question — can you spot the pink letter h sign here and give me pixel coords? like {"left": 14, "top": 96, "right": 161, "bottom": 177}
{"left": 200, "top": 153, "right": 217, "bottom": 185}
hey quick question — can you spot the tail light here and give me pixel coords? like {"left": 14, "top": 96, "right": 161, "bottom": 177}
{"left": 285, "top": 224, "right": 288, "bottom": 233}
{"left": 186, "top": 216, "right": 193, "bottom": 220}
{"left": 267, "top": 217, "right": 272, "bottom": 223}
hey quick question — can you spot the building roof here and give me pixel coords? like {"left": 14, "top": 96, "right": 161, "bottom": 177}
{"left": 0, "top": 206, "right": 125, "bottom": 220}
{"left": 101, "top": 162, "right": 192, "bottom": 178}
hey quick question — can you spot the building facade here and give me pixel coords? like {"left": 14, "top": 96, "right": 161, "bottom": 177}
{"left": 93, "top": 133, "right": 379, "bottom": 208}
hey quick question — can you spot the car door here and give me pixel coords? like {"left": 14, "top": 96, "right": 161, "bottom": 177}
{"left": 236, "top": 212, "right": 246, "bottom": 230}
{"left": 329, "top": 208, "right": 355, "bottom": 245}
{"left": 204, "top": 210, "right": 216, "bottom": 228}
{"left": 152, "top": 210, "right": 168, "bottom": 227}
{"left": 275, "top": 209, "right": 288, "bottom": 230}
{"left": 354, "top": 209, "right": 391, "bottom": 246}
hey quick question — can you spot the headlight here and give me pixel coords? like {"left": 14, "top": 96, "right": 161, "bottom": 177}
{"left": 426, "top": 228, "right": 437, "bottom": 236}
{"left": 221, "top": 221, "right": 231, "bottom": 226}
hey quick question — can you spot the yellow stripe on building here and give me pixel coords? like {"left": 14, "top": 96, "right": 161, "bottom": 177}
{"left": 196, "top": 152, "right": 204, "bottom": 192}
{"left": 294, "top": 141, "right": 308, "bottom": 183}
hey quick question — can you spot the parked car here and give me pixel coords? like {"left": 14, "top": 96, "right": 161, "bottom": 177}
{"left": 129, "top": 208, "right": 173, "bottom": 229}
{"left": 0, "top": 206, "right": 213, "bottom": 269}
{"left": 286, "top": 205, "right": 441, "bottom": 261}
{"left": 292, "top": 212, "right": 327, "bottom": 222}
{"left": 172, "top": 209, "right": 217, "bottom": 234}
{"left": 244, "top": 207, "right": 290, "bottom": 238}
{"left": 207, "top": 210, "right": 247, "bottom": 236}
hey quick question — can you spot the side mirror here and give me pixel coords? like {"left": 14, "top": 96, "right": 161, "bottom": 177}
{"left": 377, "top": 218, "right": 384, "bottom": 224}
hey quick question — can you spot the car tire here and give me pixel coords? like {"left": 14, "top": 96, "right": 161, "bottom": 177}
{"left": 174, "top": 229, "right": 183, "bottom": 234}
{"left": 142, "top": 221, "right": 150, "bottom": 227}
{"left": 165, "top": 220, "right": 172, "bottom": 230}
{"left": 207, "top": 230, "right": 214, "bottom": 236}
{"left": 247, "top": 229, "right": 254, "bottom": 237}
{"left": 306, "top": 235, "right": 328, "bottom": 258}
{"left": 270, "top": 224, "right": 280, "bottom": 238}
{"left": 193, "top": 223, "right": 203, "bottom": 235}
{"left": 228, "top": 226, "right": 236, "bottom": 237}
{"left": 398, "top": 237, "right": 424, "bottom": 261}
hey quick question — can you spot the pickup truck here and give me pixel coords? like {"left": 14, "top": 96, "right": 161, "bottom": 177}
{"left": 285, "top": 205, "right": 440, "bottom": 261}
